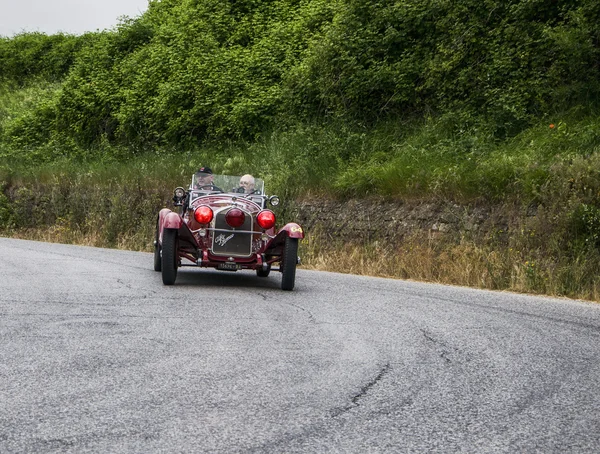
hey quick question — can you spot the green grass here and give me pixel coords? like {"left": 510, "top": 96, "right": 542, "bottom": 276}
{"left": 2, "top": 81, "right": 600, "bottom": 206}
{"left": 333, "top": 111, "right": 600, "bottom": 201}
{"left": 2, "top": 107, "right": 600, "bottom": 214}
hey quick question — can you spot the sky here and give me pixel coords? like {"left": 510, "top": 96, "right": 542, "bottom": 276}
{"left": 0, "top": 0, "right": 149, "bottom": 37}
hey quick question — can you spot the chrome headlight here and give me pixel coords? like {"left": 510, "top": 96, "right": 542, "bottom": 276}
{"left": 269, "top": 195, "right": 280, "bottom": 207}
{"left": 174, "top": 187, "right": 186, "bottom": 199}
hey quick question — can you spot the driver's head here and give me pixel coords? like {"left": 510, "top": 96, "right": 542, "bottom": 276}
{"left": 239, "top": 174, "right": 255, "bottom": 193}
{"left": 195, "top": 166, "right": 214, "bottom": 187}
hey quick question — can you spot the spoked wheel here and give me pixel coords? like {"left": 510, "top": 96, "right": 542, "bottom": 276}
{"left": 161, "top": 228, "right": 178, "bottom": 285}
{"left": 256, "top": 263, "right": 271, "bottom": 277}
{"left": 281, "top": 236, "right": 298, "bottom": 291}
{"left": 153, "top": 220, "right": 161, "bottom": 272}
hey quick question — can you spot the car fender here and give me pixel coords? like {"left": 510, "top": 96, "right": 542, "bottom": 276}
{"left": 160, "top": 209, "right": 183, "bottom": 230}
{"left": 264, "top": 222, "right": 304, "bottom": 254}
{"left": 158, "top": 209, "right": 183, "bottom": 244}
{"left": 158, "top": 208, "right": 200, "bottom": 251}
{"left": 279, "top": 222, "right": 305, "bottom": 239}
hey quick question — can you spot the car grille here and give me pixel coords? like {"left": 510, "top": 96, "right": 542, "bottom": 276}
{"left": 211, "top": 209, "right": 253, "bottom": 257}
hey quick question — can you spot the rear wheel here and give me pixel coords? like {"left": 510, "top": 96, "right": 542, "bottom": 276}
{"left": 153, "top": 220, "right": 161, "bottom": 272}
{"left": 281, "top": 237, "right": 298, "bottom": 291}
{"left": 161, "top": 228, "right": 178, "bottom": 285}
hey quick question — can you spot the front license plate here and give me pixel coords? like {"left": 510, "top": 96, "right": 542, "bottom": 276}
{"left": 217, "top": 262, "right": 239, "bottom": 271}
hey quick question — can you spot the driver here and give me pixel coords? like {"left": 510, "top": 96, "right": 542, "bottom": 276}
{"left": 237, "top": 174, "right": 256, "bottom": 194}
{"left": 194, "top": 166, "right": 222, "bottom": 191}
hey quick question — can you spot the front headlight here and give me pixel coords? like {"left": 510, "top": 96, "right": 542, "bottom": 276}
{"left": 174, "top": 187, "right": 186, "bottom": 199}
{"left": 269, "top": 195, "right": 280, "bottom": 207}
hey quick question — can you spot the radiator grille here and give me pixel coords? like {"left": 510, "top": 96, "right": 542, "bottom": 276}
{"left": 211, "top": 209, "right": 253, "bottom": 257}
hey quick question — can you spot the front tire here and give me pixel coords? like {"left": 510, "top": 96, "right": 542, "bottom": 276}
{"left": 153, "top": 221, "right": 162, "bottom": 272}
{"left": 281, "top": 237, "right": 298, "bottom": 291}
{"left": 161, "top": 228, "right": 178, "bottom": 285}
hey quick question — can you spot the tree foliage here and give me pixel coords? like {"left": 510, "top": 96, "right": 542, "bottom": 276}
{"left": 1, "top": 0, "right": 599, "bottom": 149}
{"left": 0, "top": 32, "right": 88, "bottom": 84}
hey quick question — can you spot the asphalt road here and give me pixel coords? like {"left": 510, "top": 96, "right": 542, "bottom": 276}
{"left": 1, "top": 237, "right": 599, "bottom": 453}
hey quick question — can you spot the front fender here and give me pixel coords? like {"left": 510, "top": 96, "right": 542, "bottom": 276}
{"left": 159, "top": 208, "right": 183, "bottom": 230}
{"left": 158, "top": 208, "right": 199, "bottom": 253}
{"left": 264, "top": 222, "right": 304, "bottom": 254}
{"left": 158, "top": 209, "right": 184, "bottom": 246}
{"left": 278, "top": 222, "right": 305, "bottom": 239}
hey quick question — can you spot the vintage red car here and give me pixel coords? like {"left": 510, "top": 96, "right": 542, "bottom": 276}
{"left": 154, "top": 169, "right": 304, "bottom": 290}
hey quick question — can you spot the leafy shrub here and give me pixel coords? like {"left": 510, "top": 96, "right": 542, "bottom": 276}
{"left": 0, "top": 190, "right": 13, "bottom": 228}
{"left": 571, "top": 203, "right": 600, "bottom": 247}
{"left": 0, "top": 32, "right": 84, "bottom": 84}
{"left": 0, "top": 0, "right": 599, "bottom": 162}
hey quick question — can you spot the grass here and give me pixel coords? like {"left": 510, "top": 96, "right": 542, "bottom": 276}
{"left": 301, "top": 233, "right": 600, "bottom": 302}
{"left": 333, "top": 113, "right": 600, "bottom": 201}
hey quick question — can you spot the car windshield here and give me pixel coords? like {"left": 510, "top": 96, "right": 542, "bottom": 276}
{"left": 190, "top": 174, "right": 265, "bottom": 196}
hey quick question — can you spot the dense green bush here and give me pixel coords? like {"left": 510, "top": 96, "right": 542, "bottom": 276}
{"left": 2, "top": 0, "right": 598, "bottom": 151}
{"left": 0, "top": 32, "right": 88, "bottom": 84}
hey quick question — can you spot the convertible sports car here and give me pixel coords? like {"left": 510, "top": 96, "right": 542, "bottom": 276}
{"left": 154, "top": 170, "right": 304, "bottom": 290}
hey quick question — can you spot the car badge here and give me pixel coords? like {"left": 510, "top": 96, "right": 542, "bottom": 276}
{"left": 215, "top": 233, "right": 234, "bottom": 246}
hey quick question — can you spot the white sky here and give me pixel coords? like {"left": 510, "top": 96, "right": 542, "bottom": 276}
{"left": 0, "top": 0, "right": 149, "bottom": 37}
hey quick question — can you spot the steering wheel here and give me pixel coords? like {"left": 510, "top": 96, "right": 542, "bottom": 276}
{"left": 195, "top": 184, "right": 223, "bottom": 192}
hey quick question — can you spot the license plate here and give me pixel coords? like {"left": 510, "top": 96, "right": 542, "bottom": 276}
{"left": 217, "top": 262, "right": 239, "bottom": 271}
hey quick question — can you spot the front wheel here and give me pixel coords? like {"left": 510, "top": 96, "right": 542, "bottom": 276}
{"left": 153, "top": 220, "right": 162, "bottom": 272}
{"left": 281, "top": 237, "right": 298, "bottom": 291}
{"left": 161, "top": 228, "right": 178, "bottom": 285}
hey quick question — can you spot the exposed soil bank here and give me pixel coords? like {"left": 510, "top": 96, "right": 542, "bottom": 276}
{"left": 288, "top": 197, "right": 600, "bottom": 302}
{"left": 291, "top": 197, "right": 499, "bottom": 243}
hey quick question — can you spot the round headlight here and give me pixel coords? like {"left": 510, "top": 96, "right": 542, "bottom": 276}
{"left": 269, "top": 196, "right": 280, "bottom": 207}
{"left": 174, "top": 187, "right": 186, "bottom": 198}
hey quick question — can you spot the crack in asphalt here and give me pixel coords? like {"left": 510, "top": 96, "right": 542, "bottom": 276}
{"left": 287, "top": 303, "right": 317, "bottom": 323}
{"left": 299, "top": 279, "right": 600, "bottom": 336}
{"left": 116, "top": 279, "right": 133, "bottom": 289}
{"left": 351, "top": 363, "right": 391, "bottom": 404}
{"left": 30, "top": 427, "right": 160, "bottom": 451}
{"left": 350, "top": 282, "right": 600, "bottom": 332}
{"left": 331, "top": 363, "right": 391, "bottom": 417}
{"left": 421, "top": 329, "right": 453, "bottom": 363}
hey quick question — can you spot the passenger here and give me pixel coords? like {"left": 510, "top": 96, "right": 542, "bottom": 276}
{"left": 238, "top": 174, "right": 256, "bottom": 194}
{"left": 194, "top": 166, "right": 222, "bottom": 191}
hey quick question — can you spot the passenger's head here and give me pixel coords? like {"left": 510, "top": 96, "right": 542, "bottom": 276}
{"left": 239, "top": 174, "right": 255, "bottom": 193}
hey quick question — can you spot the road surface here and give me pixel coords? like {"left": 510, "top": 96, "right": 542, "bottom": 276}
{"left": 1, "top": 238, "right": 599, "bottom": 452}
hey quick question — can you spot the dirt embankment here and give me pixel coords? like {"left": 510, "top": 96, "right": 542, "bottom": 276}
{"left": 287, "top": 197, "right": 600, "bottom": 301}
{"left": 289, "top": 197, "right": 510, "bottom": 244}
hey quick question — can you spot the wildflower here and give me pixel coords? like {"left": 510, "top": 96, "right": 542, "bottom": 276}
{"left": 549, "top": 124, "right": 555, "bottom": 129}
